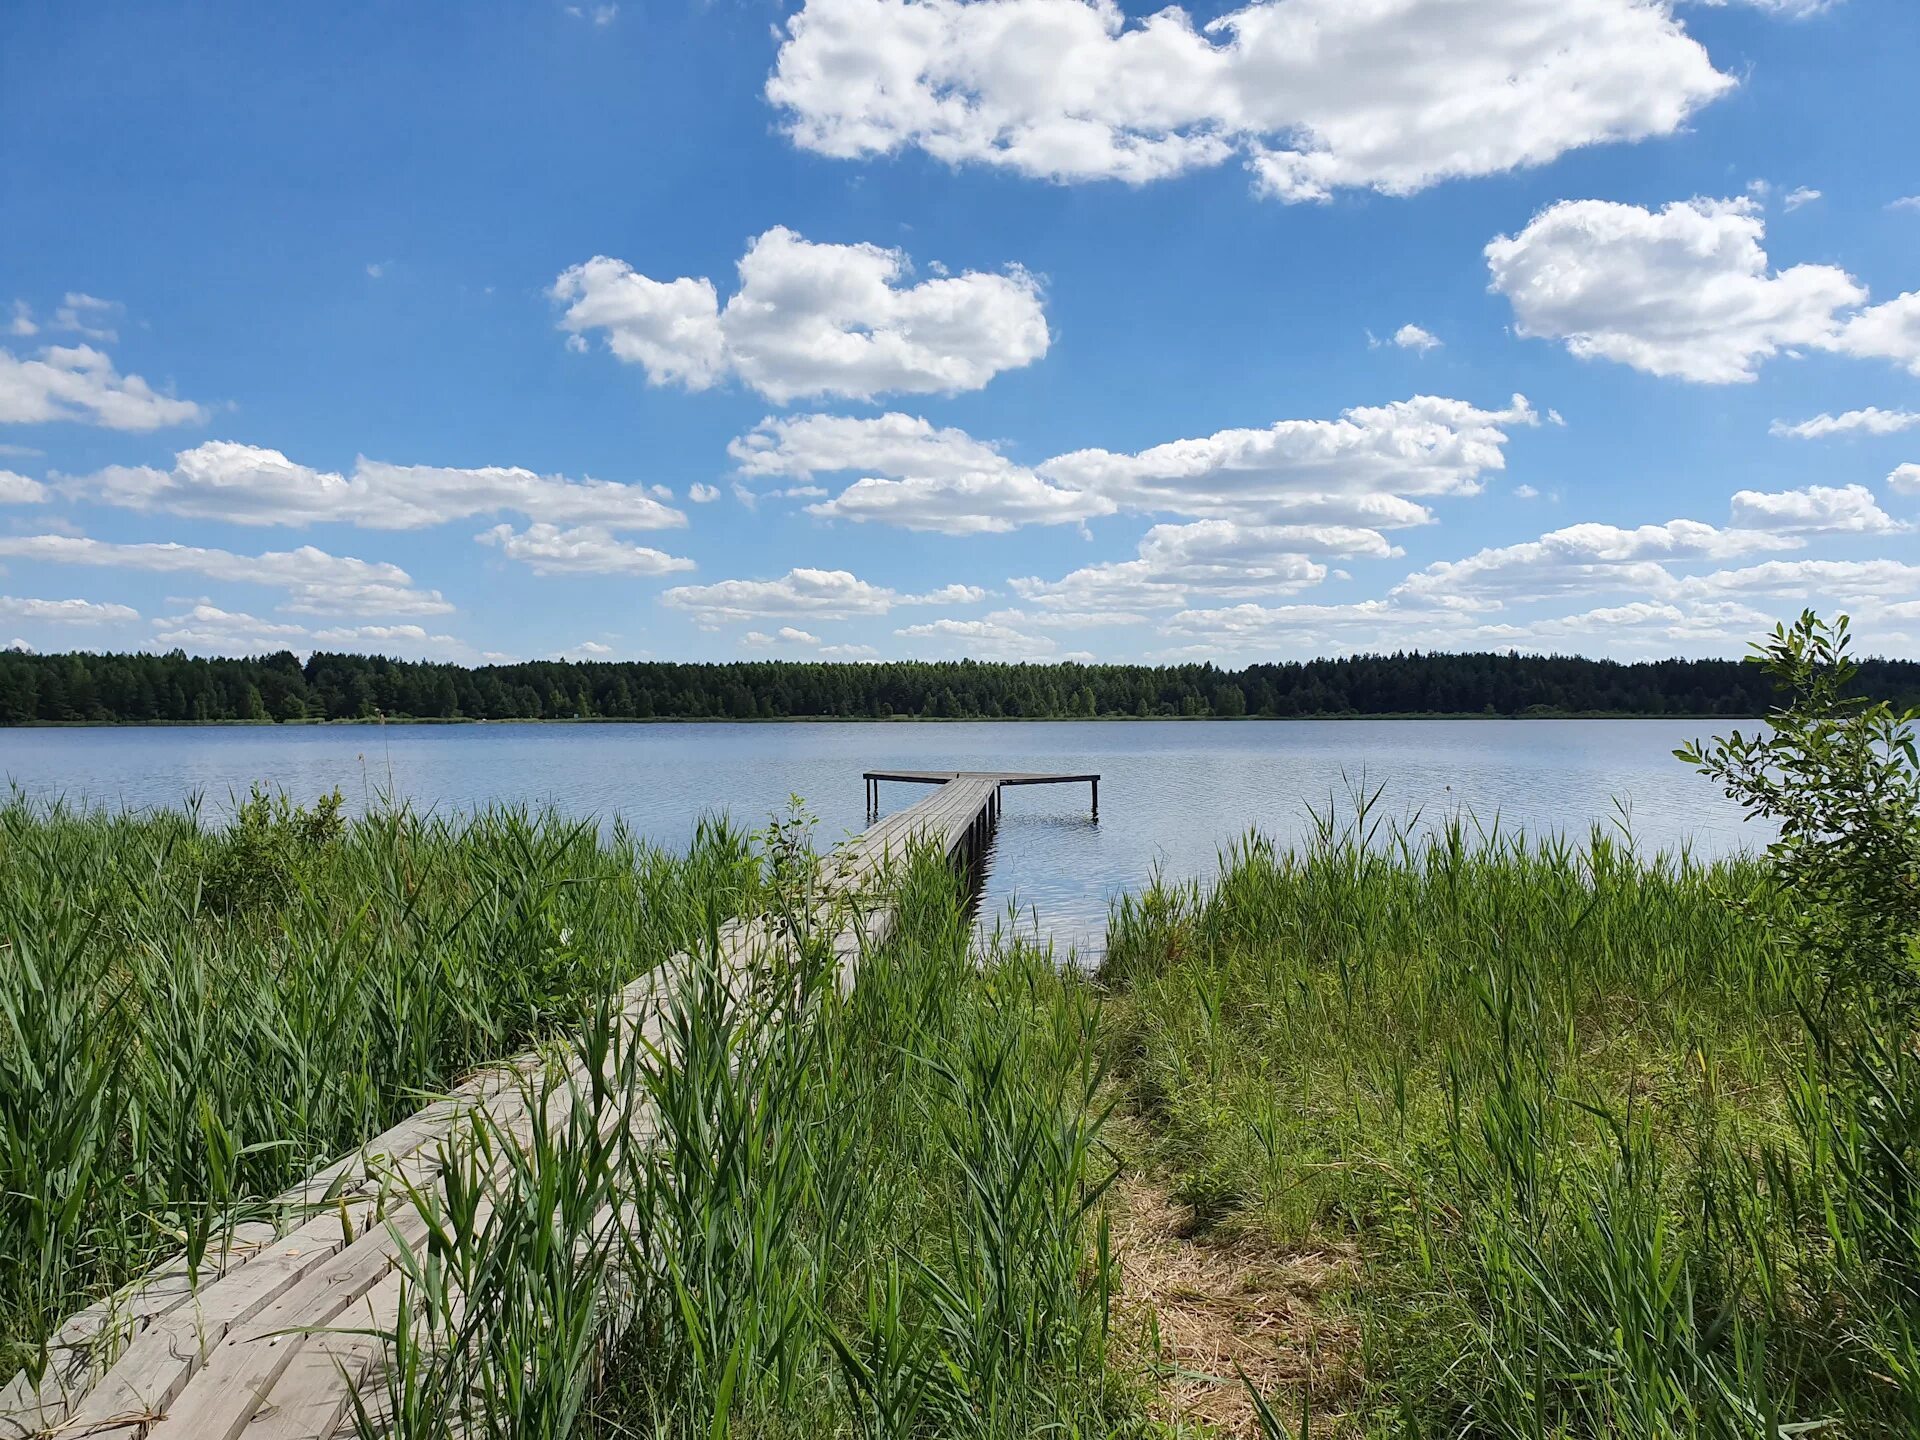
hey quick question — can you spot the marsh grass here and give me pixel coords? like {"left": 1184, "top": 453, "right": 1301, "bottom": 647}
{"left": 0, "top": 788, "right": 756, "bottom": 1377}
{"left": 1103, "top": 792, "right": 1917, "bottom": 1437}
{"left": 355, "top": 837, "right": 1135, "bottom": 1440}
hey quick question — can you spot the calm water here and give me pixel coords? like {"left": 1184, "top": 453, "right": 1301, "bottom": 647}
{"left": 3, "top": 720, "right": 1760, "bottom": 958}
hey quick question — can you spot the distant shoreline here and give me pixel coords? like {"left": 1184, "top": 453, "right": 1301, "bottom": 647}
{"left": 3, "top": 711, "right": 1766, "bottom": 729}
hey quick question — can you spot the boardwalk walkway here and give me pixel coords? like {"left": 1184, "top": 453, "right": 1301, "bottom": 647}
{"left": 1, "top": 768, "right": 1095, "bottom": 1440}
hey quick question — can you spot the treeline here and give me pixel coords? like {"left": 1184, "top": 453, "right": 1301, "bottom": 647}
{"left": 5, "top": 647, "right": 1919, "bottom": 725}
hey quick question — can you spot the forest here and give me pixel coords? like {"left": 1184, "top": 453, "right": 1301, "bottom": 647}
{"left": 5, "top": 645, "right": 1919, "bottom": 725}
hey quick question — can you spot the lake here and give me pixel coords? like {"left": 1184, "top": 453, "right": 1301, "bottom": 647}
{"left": 3, "top": 719, "right": 1762, "bottom": 958}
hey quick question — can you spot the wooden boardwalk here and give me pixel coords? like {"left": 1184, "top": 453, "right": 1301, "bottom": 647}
{"left": 1, "top": 767, "right": 1096, "bottom": 1440}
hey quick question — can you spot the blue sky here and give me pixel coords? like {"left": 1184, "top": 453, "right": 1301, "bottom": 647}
{"left": 1, "top": 0, "right": 1916, "bottom": 665}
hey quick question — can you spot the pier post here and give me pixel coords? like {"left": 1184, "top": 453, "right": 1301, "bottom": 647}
{"left": 1091, "top": 777, "right": 1099, "bottom": 821}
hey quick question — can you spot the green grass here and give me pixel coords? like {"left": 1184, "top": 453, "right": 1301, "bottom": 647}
{"left": 1101, "top": 792, "right": 1919, "bottom": 1437}
{"left": 0, "top": 786, "right": 756, "bottom": 1377}
{"left": 7, "top": 776, "right": 1915, "bottom": 1440}
{"left": 362, "top": 838, "right": 1138, "bottom": 1440}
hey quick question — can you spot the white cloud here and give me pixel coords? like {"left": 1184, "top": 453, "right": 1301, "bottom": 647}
{"left": 767, "top": 0, "right": 1732, "bottom": 200}
{"left": 149, "top": 604, "right": 309, "bottom": 655}
{"left": 7, "top": 302, "right": 37, "bottom": 338}
{"left": 476, "top": 523, "right": 695, "bottom": 576}
{"left": 1513, "top": 484, "right": 1541, "bottom": 499}
{"left": 0, "top": 471, "right": 48, "bottom": 504}
{"left": 0, "top": 344, "right": 207, "bottom": 430}
{"left": 735, "top": 397, "right": 1534, "bottom": 536}
{"left": 687, "top": 483, "right": 722, "bottom": 503}
{"left": 147, "top": 604, "right": 477, "bottom": 660}
{"left": 1699, "top": 0, "right": 1840, "bottom": 15}
{"left": 549, "top": 259, "right": 727, "bottom": 388}
{"left": 1391, "top": 324, "right": 1442, "bottom": 353}
{"left": 1770, "top": 407, "right": 1920, "bottom": 439}
{"left": 913, "top": 583, "right": 989, "bottom": 604}
{"left": 0, "top": 594, "right": 138, "bottom": 625}
{"left": 894, "top": 617, "right": 1065, "bottom": 659}
{"left": 553, "top": 227, "right": 1049, "bottom": 403}
{"left": 1889, "top": 196, "right": 1920, "bottom": 214}
{"left": 565, "top": 2, "right": 619, "bottom": 22}
{"left": 1678, "top": 557, "right": 1920, "bottom": 603}
{"left": 52, "top": 294, "right": 119, "bottom": 341}
{"left": 1013, "top": 518, "right": 1363, "bottom": 611}
{"left": 559, "top": 640, "right": 615, "bottom": 656}
{"left": 663, "top": 567, "right": 899, "bottom": 625}
{"left": 662, "top": 566, "right": 977, "bottom": 625}
{"left": 743, "top": 626, "right": 824, "bottom": 648}
{"left": 734, "top": 411, "right": 1109, "bottom": 534}
{"left": 1828, "top": 292, "right": 1920, "bottom": 376}
{"left": 985, "top": 606, "right": 1147, "bottom": 629}
{"left": 1040, "top": 394, "right": 1535, "bottom": 526}
{"left": 1394, "top": 518, "right": 1798, "bottom": 611}
{"left": 1487, "top": 197, "right": 1866, "bottom": 383}
{"left": 1781, "top": 186, "right": 1822, "bottom": 211}
{"left": 66, "top": 440, "right": 686, "bottom": 531}
{"left": 1890, "top": 463, "right": 1920, "bottom": 495}
{"left": 0, "top": 533, "right": 451, "bottom": 617}
{"left": 1728, "top": 483, "right": 1907, "bottom": 535}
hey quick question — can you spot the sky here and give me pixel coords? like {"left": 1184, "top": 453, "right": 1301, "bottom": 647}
{"left": 1, "top": 0, "right": 1917, "bottom": 667}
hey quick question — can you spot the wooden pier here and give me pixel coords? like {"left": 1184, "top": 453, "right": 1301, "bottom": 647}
{"left": 1, "top": 767, "right": 1097, "bottom": 1440}
{"left": 863, "top": 768, "right": 1100, "bottom": 822}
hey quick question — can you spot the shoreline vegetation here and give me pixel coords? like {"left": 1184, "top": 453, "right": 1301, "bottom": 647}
{"left": 4, "top": 614, "right": 1916, "bottom": 1436}
{"left": 5, "top": 645, "right": 1919, "bottom": 726}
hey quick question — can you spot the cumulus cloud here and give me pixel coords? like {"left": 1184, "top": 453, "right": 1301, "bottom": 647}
{"left": 661, "top": 566, "right": 975, "bottom": 626}
{"left": 744, "top": 396, "right": 1536, "bottom": 535}
{"left": 0, "top": 344, "right": 207, "bottom": 430}
{"left": 687, "top": 483, "right": 722, "bottom": 503}
{"left": 1890, "top": 463, "right": 1920, "bottom": 495}
{"left": 66, "top": 440, "right": 686, "bottom": 531}
{"left": 1390, "top": 324, "right": 1442, "bottom": 353}
{"left": 553, "top": 227, "right": 1049, "bottom": 403}
{"left": 893, "top": 616, "right": 1071, "bottom": 659}
{"left": 0, "top": 594, "right": 139, "bottom": 625}
{"left": 767, "top": 0, "right": 1732, "bottom": 200}
{"left": 7, "top": 303, "right": 35, "bottom": 338}
{"left": 1781, "top": 186, "right": 1822, "bottom": 211}
{"left": 0, "top": 533, "right": 451, "bottom": 617}
{"left": 476, "top": 523, "right": 695, "bottom": 576}
{"left": 1728, "top": 483, "right": 1907, "bottom": 535}
{"left": 1041, "top": 394, "right": 1535, "bottom": 527}
{"left": 733, "top": 412, "right": 1109, "bottom": 534}
{"left": 0, "top": 470, "right": 48, "bottom": 504}
{"left": 1770, "top": 407, "right": 1920, "bottom": 439}
{"left": 1487, "top": 197, "right": 1867, "bottom": 383}
{"left": 1393, "top": 518, "right": 1799, "bottom": 611}
{"left": 743, "top": 626, "right": 823, "bottom": 648}
{"left": 148, "top": 604, "right": 476, "bottom": 660}
{"left": 1011, "top": 519, "right": 1374, "bottom": 611}
{"left": 1677, "top": 558, "right": 1920, "bottom": 603}
{"left": 1828, "top": 292, "right": 1920, "bottom": 376}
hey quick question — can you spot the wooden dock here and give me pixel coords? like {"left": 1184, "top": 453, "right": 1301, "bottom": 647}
{"left": 863, "top": 768, "right": 1100, "bottom": 821}
{"left": 1, "top": 767, "right": 1097, "bottom": 1440}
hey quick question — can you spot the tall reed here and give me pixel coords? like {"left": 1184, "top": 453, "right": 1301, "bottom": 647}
{"left": 0, "top": 788, "right": 755, "bottom": 1377}
{"left": 359, "top": 836, "right": 1132, "bottom": 1440}
{"left": 1103, "top": 793, "right": 1917, "bottom": 1435}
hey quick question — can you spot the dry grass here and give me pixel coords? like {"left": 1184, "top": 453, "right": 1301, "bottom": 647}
{"left": 1107, "top": 1170, "right": 1361, "bottom": 1436}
